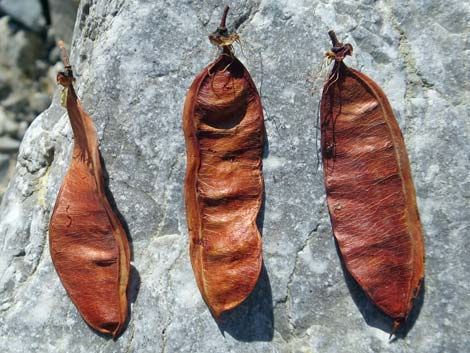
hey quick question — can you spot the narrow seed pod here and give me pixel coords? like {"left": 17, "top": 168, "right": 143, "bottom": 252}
{"left": 183, "top": 6, "right": 264, "bottom": 318}
{"left": 320, "top": 31, "right": 424, "bottom": 334}
{"left": 49, "top": 42, "right": 130, "bottom": 337}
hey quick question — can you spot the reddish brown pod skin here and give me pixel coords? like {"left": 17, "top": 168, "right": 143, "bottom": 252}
{"left": 320, "top": 32, "right": 424, "bottom": 332}
{"left": 183, "top": 7, "right": 264, "bottom": 318}
{"left": 49, "top": 44, "right": 130, "bottom": 337}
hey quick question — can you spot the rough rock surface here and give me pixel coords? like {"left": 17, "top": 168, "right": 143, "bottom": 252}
{"left": 0, "top": 1, "right": 78, "bottom": 198}
{"left": 0, "top": 0, "right": 469, "bottom": 352}
{"left": 0, "top": 0, "right": 45, "bottom": 31}
{"left": 0, "top": 15, "right": 54, "bottom": 197}
{"left": 48, "top": 0, "right": 79, "bottom": 45}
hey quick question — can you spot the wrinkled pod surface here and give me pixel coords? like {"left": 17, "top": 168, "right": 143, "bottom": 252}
{"left": 320, "top": 31, "right": 425, "bottom": 332}
{"left": 183, "top": 7, "right": 265, "bottom": 318}
{"left": 49, "top": 43, "right": 130, "bottom": 337}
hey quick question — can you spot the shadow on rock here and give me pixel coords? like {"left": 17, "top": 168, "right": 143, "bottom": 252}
{"left": 116, "top": 265, "right": 141, "bottom": 339}
{"left": 257, "top": 127, "right": 269, "bottom": 235}
{"left": 217, "top": 264, "right": 274, "bottom": 342}
{"left": 335, "top": 239, "right": 425, "bottom": 339}
{"left": 97, "top": 153, "right": 141, "bottom": 339}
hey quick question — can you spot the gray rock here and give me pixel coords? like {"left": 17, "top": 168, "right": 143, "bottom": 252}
{"left": 0, "top": 151, "right": 15, "bottom": 197}
{"left": 0, "top": 107, "right": 5, "bottom": 135}
{"left": 48, "top": 0, "right": 79, "bottom": 44}
{"left": 3, "top": 118, "right": 19, "bottom": 137}
{"left": 15, "top": 121, "right": 28, "bottom": 140}
{"left": 0, "top": 16, "right": 45, "bottom": 78}
{"left": 0, "top": 0, "right": 45, "bottom": 31}
{"left": 0, "top": 11, "right": 73, "bottom": 202}
{"left": 0, "top": 153, "right": 9, "bottom": 182}
{"left": 0, "top": 135, "right": 20, "bottom": 153}
{"left": 29, "top": 92, "right": 51, "bottom": 115}
{"left": 0, "top": 1, "right": 469, "bottom": 352}
{"left": 1, "top": 94, "right": 29, "bottom": 117}
{"left": 0, "top": 75, "right": 11, "bottom": 100}
{"left": 48, "top": 45, "right": 60, "bottom": 64}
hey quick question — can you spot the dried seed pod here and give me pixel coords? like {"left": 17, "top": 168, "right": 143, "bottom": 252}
{"left": 320, "top": 31, "right": 425, "bottom": 334}
{"left": 183, "top": 6, "right": 264, "bottom": 318}
{"left": 49, "top": 41, "right": 130, "bottom": 337}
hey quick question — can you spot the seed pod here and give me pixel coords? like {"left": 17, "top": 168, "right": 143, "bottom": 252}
{"left": 183, "top": 6, "right": 264, "bottom": 318}
{"left": 49, "top": 41, "right": 130, "bottom": 337}
{"left": 320, "top": 31, "right": 425, "bottom": 334}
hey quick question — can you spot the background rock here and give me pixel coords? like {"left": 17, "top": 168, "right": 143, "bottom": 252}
{"left": 48, "top": 0, "right": 79, "bottom": 47}
{"left": 0, "top": 0, "right": 77, "bottom": 200}
{"left": 0, "top": 0, "right": 45, "bottom": 31}
{"left": 0, "top": 0, "right": 469, "bottom": 352}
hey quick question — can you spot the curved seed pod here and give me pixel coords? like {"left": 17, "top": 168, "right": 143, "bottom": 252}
{"left": 183, "top": 6, "right": 264, "bottom": 318}
{"left": 49, "top": 42, "right": 130, "bottom": 337}
{"left": 320, "top": 31, "right": 424, "bottom": 333}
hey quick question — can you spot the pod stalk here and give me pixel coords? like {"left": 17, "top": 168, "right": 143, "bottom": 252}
{"left": 219, "top": 5, "right": 229, "bottom": 29}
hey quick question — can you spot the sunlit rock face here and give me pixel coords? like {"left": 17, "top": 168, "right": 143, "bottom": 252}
{"left": 0, "top": 1, "right": 468, "bottom": 352}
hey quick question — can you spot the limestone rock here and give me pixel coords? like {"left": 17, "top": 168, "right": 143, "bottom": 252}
{"left": 0, "top": 136, "right": 20, "bottom": 153}
{"left": 48, "top": 0, "right": 79, "bottom": 45}
{"left": 0, "top": 14, "right": 65, "bottom": 199}
{"left": 0, "top": 0, "right": 45, "bottom": 31}
{"left": 0, "top": 1, "right": 468, "bottom": 352}
{"left": 0, "top": 16, "right": 44, "bottom": 75}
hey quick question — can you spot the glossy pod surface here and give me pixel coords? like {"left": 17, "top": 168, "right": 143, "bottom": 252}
{"left": 49, "top": 68, "right": 130, "bottom": 337}
{"left": 183, "top": 51, "right": 264, "bottom": 317}
{"left": 320, "top": 38, "right": 424, "bottom": 329}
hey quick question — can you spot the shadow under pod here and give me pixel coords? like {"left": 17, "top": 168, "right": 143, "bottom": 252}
{"left": 216, "top": 264, "right": 274, "bottom": 342}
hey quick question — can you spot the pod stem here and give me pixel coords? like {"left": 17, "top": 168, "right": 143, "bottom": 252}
{"left": 58, "top": 40, "right": 71, "bottom": 68}
{"left": 208, "top": 5, "right": 239, "bottom": 53}
{"left": 219, "top": 5, "right": 229, "bottom": 29}
{"left": 57, "top": 40, "right": 74, "bottom": 79}
{"left": 328, "top": 30, "right": 340, "bottom": 48}
{"left": 326, "top": 30, "right": 353, "bottom": 60}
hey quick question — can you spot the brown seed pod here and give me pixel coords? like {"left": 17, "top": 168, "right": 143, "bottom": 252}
{"left": 183, "top": 6, "right": 264, "bottom": 318}
{"left": 320, "top": 31, "right": 425, "bottom": 334}
{"left": 49, "top": 41, "right": 130, "bottom": 337}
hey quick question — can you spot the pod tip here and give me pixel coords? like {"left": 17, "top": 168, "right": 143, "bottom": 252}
{"left": 389, "top": 320, "right": 401, "bottom": 339}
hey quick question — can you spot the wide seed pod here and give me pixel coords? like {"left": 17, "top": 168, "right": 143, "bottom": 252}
{"left": 320, "top": 31, "right": 425, "bottom": 333}
{"left": 183, "top": 7, "right": 264, "bottom": 318}
{"left": 49, "top": 42, "right": 130, "bottom": 337}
